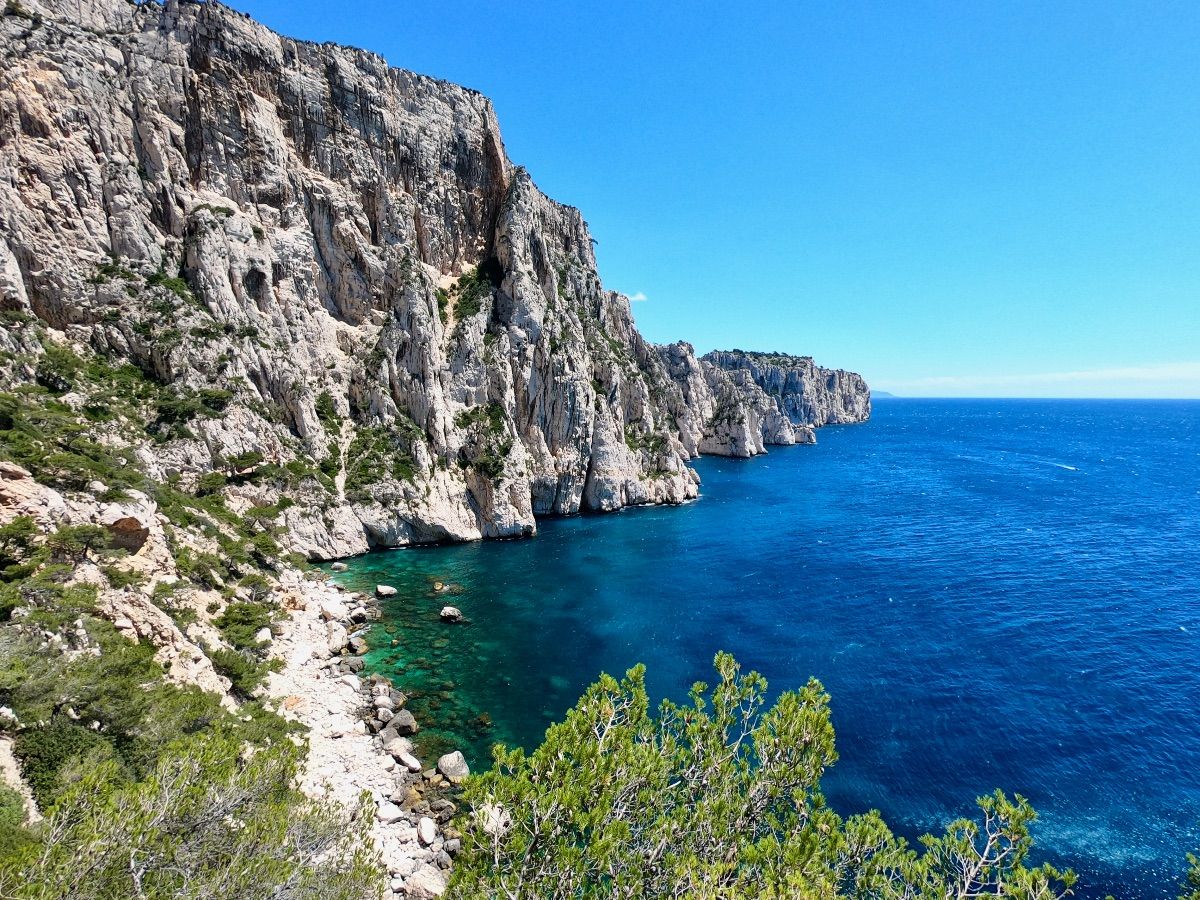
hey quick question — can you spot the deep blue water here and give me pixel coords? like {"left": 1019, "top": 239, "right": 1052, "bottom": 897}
{"left": 334, "top": 399, "right": 1200, "bottom": 897}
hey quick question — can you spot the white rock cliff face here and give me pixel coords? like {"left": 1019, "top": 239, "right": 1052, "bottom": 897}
{"left": 704, "top": 350, "right": 872, "bottom": 427}
{"left": 0, "top": 0, "right": 868, "bottom": 559}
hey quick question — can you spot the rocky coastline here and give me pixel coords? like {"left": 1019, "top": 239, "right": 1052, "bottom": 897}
{"left": 265, "top": 571, "right": 466, "bottom": 898}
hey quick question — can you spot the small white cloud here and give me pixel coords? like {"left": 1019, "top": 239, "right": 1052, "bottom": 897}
{"left": 628, "top": 291, "right": 648, "bottom": 302}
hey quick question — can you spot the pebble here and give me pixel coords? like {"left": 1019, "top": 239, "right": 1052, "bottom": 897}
{"left": 390, "top": 709, "right": 419, "bottom": 735}
{"left": 396, "top": 750, "right": 423, "bottom": 773}
{"left": 376, "top": 800, "right": 405, "bottom": 825}
{"left": 391, "top": 857, "right": 417, "bottom": 878}
{"left": 417, "top": 816, "right": 438, "bottom": 846}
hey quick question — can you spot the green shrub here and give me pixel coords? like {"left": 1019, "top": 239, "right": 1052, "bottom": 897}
{"left": 14, "top": 720, "right": 119, "bottom": 810}
{"left": 193, "top": 204, "right": 235, "bottom": 218}
{"left": 0, "top": 788, "right": 22, "bottom": 830}
{"left": 0, "top": 384, "right": 150, "bottom": 489}
{"left": 472, "top": 441, "right": 510, "bottom": 481}
{"left": 2, "top": 1, "right": 31, "bottom": 19}
{"left": 33, "top": 344, "right": 80, "bottom": 394}
{"left": 0, "top": 785, "right": 34, "bottom": 864}
{"left": 343, "top": 425, "right": 418, "bottom": 501}
{"left": 454, "top": 401, "right": 505, "bottom": 434}
{"left": 198, "top": 388, "right": 233, "bottom": 412}
{"left": 45, "top": 524, "right": 113, "bottom": 566}
{"left": 146, "top": 267, "right": 194, "bottom": 301}
{"left": 624, "top": 424, "right": 668, "bottom": 455}
{"left": 450, "top": 654, "right": 1077, "bottom": 899}
{"left": 214, "top": 601, "right": 274, "bottom": 650}
{"left": 1183, "top": 854, "right": 1200, "bottom": 900}
{"left": 209, "top": 648, "right": 280, "bottom": 697}
{"left": 315, "top": 391, "right": 340, "bottom": 434}
{"left": 450, "top": 259, "right": 501, "bottom": 324}
{"left": 0, "top": 735, "right": 378, "bottom": 898}
{"left": 153, "top": 394, "right": 203, "bottom": 425}
{"left": 99, "top": 566, "right": 145, "bottom": 590}
{"left": 454, "top": 403, "right": 510, "bottom": 482}
{"left": 227, "top": 450, "right": 264, "bottom": 472}
{"left": 195, "top": 472, "right": 227, "bottom": 496}
{"left": 249, "top": 531, "right": 280, "bottom": 564}
{"left": 0, "top": 618, "right": 297, "bottom": 797}
{"left": 0, "top": 517, "right": 39, "bottom": 583}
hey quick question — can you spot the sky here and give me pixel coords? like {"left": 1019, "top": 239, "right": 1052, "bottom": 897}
{"left": 229, "top": 0, "right": 1200, "bottom": 398}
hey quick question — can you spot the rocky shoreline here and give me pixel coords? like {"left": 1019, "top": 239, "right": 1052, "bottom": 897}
{"left": 265, "top": 570, "right": 467, "bottom": 898}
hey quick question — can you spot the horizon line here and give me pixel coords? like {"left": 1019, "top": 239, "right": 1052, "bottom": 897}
{"left": 873, "top": 394, "right": 1200, "bottom": 401}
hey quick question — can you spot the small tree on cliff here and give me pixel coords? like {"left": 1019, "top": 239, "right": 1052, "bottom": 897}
{"left": 449, "top": 653, "right": 1075, "bottom": 899}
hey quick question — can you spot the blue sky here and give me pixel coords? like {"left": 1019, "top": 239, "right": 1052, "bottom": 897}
{"left": 230, "top": 0, "right": 1199, "bottom": 397}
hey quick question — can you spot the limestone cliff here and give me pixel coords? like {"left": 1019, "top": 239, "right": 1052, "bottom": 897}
{"left": 704, "top": 350, "right": 872, "bottom": 427}
{"left": 0, "top": 0, "right": 868, "bottom": 559}
{"left": 654, "top": 345, "right": 870, "bottom": 459}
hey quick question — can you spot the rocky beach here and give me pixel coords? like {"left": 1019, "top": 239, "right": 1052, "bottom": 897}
{"left": 263, "top": 571, "right": 469, "bottom": 898}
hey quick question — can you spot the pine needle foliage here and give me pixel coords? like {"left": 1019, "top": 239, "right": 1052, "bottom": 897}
{"left": 450, "top": 653, "right": 1077, "bottom": 900}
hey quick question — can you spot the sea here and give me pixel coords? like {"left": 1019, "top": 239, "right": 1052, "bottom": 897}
{"left": 331, "top": 398, "right": 1200, "bottom": 897}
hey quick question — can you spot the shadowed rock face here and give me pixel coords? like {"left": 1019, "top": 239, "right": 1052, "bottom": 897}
{"left": 0, "top": 0, "right": 868, "bottom": 558}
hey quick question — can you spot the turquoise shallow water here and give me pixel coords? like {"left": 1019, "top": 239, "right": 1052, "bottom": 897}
{"left": 331, "top": 399, "right": 1200, "bottom": 898}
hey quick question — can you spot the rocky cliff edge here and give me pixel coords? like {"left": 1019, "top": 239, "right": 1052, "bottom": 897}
{"left": 0, "top": 0, "right": 869, "bottom": 560}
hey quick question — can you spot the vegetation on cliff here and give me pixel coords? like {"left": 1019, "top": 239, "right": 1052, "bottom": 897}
{"left": 0, "top": 735, "right": 378, "bottom": 899}
{"left": 0, "top": 334, "right": 379, "bottom": 896}
{"left": 0, "top": 518, "right": 379, "bottom": 898}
